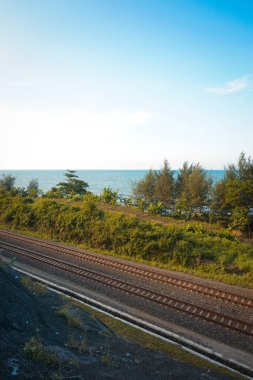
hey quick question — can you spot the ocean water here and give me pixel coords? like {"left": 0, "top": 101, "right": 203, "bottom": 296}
{"left": 0, "top": 170, "right": 225, "bottom": 197}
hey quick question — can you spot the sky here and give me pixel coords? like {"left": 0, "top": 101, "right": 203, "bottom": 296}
{"left": 0, "top": 0, "right": 252, "bottom": 169}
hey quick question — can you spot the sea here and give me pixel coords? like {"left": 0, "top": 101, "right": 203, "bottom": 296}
{"left": 0, "top": 170, "right": 225, "bottom": 197}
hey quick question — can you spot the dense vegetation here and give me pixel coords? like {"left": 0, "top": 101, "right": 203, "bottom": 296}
{"left": 0, "top": 193, "right": 252, "bottom": 287}
{"left": 0, "top": 154, "right": 252, "bottom": 287}
{"left": 132, "top": 153, "right": 253, "bottom": 237}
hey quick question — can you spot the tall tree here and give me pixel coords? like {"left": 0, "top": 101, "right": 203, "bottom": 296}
{"left": 238, "top": 152, "right": 253, "bottom": 180}
{"left": 27, "top": 179, "right": 40, "bottom": 197}
{"left": 0, "top": 175, "right": 16, "bottom": 193}
{"left": 176, "top": 162, "right": 212, "bottom": 217}
{"left": 212, "top": 164, "right": 238, "bottom": 219}
{"left": 132, "top": 169, "right": 156, "bottom": 203}
{"left": 56, "top": 170, "right": 89, "bottom": 198}
{"left": 154, "top": 159, "right": 174, "bottom": 208}
{"left": 212, "top": 153, "right": 253, "bottom": 236}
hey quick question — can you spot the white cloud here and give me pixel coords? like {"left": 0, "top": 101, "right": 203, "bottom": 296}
{"left": 206, "top": 75, "right": 251, "bottom": 94}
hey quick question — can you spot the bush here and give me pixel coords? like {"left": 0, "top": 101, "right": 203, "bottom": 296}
{"left": 172, "top": 240, "right": 199, "bottom": 266}
{"left": 0, "top": 193, "right": 253, "bottom": 285}
{"left": 23, "top": 337, "right": 59, "bottom": 366}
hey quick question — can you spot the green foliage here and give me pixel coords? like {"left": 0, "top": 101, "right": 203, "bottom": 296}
{"left": 100, "top": 187, "right": 118, "bottom": 204}
{"left": 132, "top": 160, "right": 174, "bottom": 208}
{"left": 2, "top": 152, "right": 252, "bottom": 237}
{"left": 132, "top": 160, "right": 212, "bottom": 218}
{"left": 26, "top": 178, "right": 40, "bottom": 197}
{"left": 83, "top": 192, "right": 100, "bottom": 203}
{"left": 56, "top": 305, "right": 84, "bottom": 330}
{"left": 44, "top": 187, "right": 62, "bottom": 199}
{"left": 132, "top": 169, "right": 156, "bottom": 203}
{"left": 0, "top": 174, "right": 16, "bottom": 193}
{"left": 101, "top": 349, "right": 111, "bottom": 365}
{"left": 21, "top": 276, "right": 47, "bottom": 294}
{"left": 56, "top": 170, "right": 89, "bottom": 198}
{"left": 66, "top": 335, "right": 87, "bottom": 353}
{"left": 131, "top": 153, "right": 253, "bottom": 236}
{"left": 172, "top": 240, "right": 199, "bottom": 266}
{"left": 2, "top": 201, "right": 35, "bottom": 229}
{"left": 212, "top": 153, "right": 253, "bottom": 236}
{"left": 1, "top": 189, "right": 253, "bottom": 287}
{"left": 154, "top": 160, "right": 174, "bottom": 207}
{"left": 175, "top": 162, "right": 212, "bottom": 217}
{"left": 23, "top": 336, "right": 60, "bottom": 366}
{"left": 0, "top": 175, "right": 42, "bottom": 198}
{"left": 230, "top": 207, "right": 249, "bottom": 232}
{"left": 147, "top": 202, "right": 164, "bottom": 215}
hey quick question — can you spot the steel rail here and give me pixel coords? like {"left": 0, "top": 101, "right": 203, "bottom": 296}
{"left": 0, "top": 229, "right": 252, "bottom": 308}
{"left": 1, "top": 240, "right": 253, "bottom": 338}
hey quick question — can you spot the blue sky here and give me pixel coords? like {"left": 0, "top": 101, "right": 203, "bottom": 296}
{"left": 1, "top": 0, "right": 252, "bottom": 169}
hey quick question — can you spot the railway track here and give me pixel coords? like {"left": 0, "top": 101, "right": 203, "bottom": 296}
{"left": 1, "top": 240, "right": 253, "bottom": 338}
{"left": 0, "top": 229, "right": 252, "bottom": 309}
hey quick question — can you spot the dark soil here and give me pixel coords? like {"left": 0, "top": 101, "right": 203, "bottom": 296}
{"left": 0, "top": 263, "right": 237, "bottom": 380}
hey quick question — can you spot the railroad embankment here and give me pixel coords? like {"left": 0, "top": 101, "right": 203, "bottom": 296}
{"left": 0, "top": 263, "right": 241, "bottom": 380}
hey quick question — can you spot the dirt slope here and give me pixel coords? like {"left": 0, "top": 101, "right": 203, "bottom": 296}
{"left": 0, "top": 263, "right": 238, "bottom": 380}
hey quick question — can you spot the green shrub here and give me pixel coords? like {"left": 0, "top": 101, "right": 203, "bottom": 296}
{"left": 20, "top": 276, "right": 46, "bottom": 294}
{"left": 23, "top": 336, "right": 59, "bottom": 365}
{"left": 0, "top": 193, "right": 252, "bottom": 286}
{"left": 56, "top": 306, "right": 84, "bottom": 330}
{"left": 172, "top": 240, "right": 199, "bottom": 266}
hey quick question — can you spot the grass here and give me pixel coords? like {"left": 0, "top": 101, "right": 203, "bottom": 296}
{"left": 101, "top": 349, "right": 111, "bottom": 365}
{"left": 3, "top": 223, "right": 252, "bottom": 288}
{"left": 66, "top": 335, "right": 88, "bottom": 353}
{"left": 73, "top": 241, "right": 253, "bottom": 288}
{"left": 68, "top": 359, "right": 80, "bottom": 368}
{"left": 20, "top": 276, "right": 47, "bottom": 294}
{"left": 2, "top": 199, "right": 253, "bottom": 288}
{"left": 69, "top": 298, "right": 245, "bottom": 379}
{"left": 23, "top": 336, "right": 60, "bottom": 366}
{"left": 55, "top": 305, "right": 84, "bottom": 330}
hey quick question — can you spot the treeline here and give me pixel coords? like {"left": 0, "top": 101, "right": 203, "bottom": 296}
{"left": 131, "top": 153, "right": 253, "bottom": 236}
{"left": 0, "top": 194, "right": 253, "bottom": 286}
{"left": 0, "top": 153, "right": 253, "bottom": 236}
{"left": 0, "top": 170, "right": 89, "bottom": 199}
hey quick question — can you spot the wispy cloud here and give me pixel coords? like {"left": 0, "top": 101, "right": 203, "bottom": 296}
{"left": 206, "top": 75, "right": 251, "bottom": 94}
{"left": 10, "top": 79, "right": 64, "bottom": 88}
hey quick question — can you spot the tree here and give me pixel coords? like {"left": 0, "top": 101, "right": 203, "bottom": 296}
{"left": 212, "top": 153, "right": 253, "bottom": 236}
{"left": 175, "top": 162, "right": 212, "bottom": 218}
{"left": 238, "top": 152, "right": 253, "bottom": 180}
{"left": 154, "top": 160, "right": 174, "bottom": 208}
{"left": 175, "top": 162, "right": 193, "bottom": 217}
{"left": 132, "top": 169, "right": 156, "bottom": 203}
{"left": 56, "top": 170, "right": 89, "bottom": 198}
{"left": 132, "top": 160, "right": 175, "bottom": 208}
{"left": 212, "top": 164, "right": 238, "bottom": 222}
{"left": 0, "top": 174, "right": 16, "bottom": 193}
{"left": 27, "top": 179, "right": 40, "bottom": 197}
